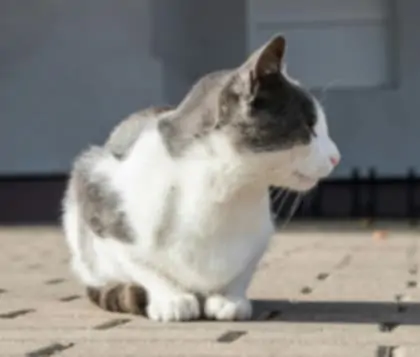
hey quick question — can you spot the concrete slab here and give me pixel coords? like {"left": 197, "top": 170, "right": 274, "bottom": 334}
{"left": 0, "top": 224, "right": 419, "bottom": 356}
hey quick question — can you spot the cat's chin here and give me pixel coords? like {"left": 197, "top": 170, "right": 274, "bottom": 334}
{"left": 290, "top": 181, "right": 319, "bottom": 192}
{"left": 292, "top": 171, "right": 319, "bottom": 190}
{"left": 274, "top": 172, "right": 319, "bottom": 192}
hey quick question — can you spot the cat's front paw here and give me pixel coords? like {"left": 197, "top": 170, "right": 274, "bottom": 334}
{"left": 146, "top": 293, "right": 200, "bottom": 322}
{"left": 205, "top": 295, "right": 252, "bottom": 321}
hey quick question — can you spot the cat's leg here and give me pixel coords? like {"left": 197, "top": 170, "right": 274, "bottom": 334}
{"left": 81, "top": 240, "right": 200, "bottom": 322}
{"left": 85, "top": 256, "right": 200, "bottom": 321}
{"left": 87, "top": 276, "right": 200, "bottom": 322}
{"left": 122, "top": 260, "right": 201, "bottom": 322}
{"left": 63, "top": 202, "right": 198, "bottom": 322}
{"left": 146, "top": 288, "right": 201, "bottom": 322}
{"left": 62, "top": 192, "right": 103, "bottom": 287}
{"left": 204, "top": 262, "right": 256, "bottom": 321}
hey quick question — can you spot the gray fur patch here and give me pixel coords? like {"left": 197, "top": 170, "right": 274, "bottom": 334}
{"left": 223, "top": 72, "right": 317, "bottom": 153}
{"left": 106, "top": 106, "right": 174, "bottom": 160}
{"left": 158, "top": 35, "right": 318, "bottom": 156}
{"left": 70, "top": 147, "right": 133, "bottom": 242}
{"left": 158, "top": 70, "right": 231, "bottom": 156}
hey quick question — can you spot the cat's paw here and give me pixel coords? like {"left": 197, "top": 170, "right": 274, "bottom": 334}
{"left": 146, "top": 293, "right": 200, "bottom": 322}
{"left": 205, "top": 295, "right": 252, "bottom": 321}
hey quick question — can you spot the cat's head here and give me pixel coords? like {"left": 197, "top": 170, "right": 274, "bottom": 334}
{"left": 216, "top": 34, "right": 340, "bottom": 192}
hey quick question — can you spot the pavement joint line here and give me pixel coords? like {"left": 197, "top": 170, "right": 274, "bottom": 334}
{"left": 334, "top": 253, "right": 353, "bottom": 270}
{"left": 406, "top": 280, "right": 417, "bottom": 288}
{"left": 316, "top": 272, "right": 329, "bottom": 281}
{"left": 0, "top": 308, "right": 35, "bottom": 319}
{"left": 93, "top": 318, "right": 131, "bottom": 330}
{"left": 217, "top": 330, "right": 247, "bottom": 343}
{"left": 59, "top": 295, "right": 81, "bottom": 302}
{"left": 25, "top": 342, "right": 75, "bottom": 357}
{"left": 45, "top": 278, "right": 66, "bottom": 285}
{"left": 300, "top": 286, "right": 312, "bottom": 295}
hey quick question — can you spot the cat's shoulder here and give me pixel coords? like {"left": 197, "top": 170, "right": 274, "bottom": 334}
{"left": 67, "top": 146, "right": 114, "bottom": 196}
{"left": 105, "top": 106, "right": 174, "bottom": 159}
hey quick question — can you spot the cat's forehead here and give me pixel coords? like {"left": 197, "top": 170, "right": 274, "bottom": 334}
{"left": 222, "top": 65, "right": 323, "bottom": 153}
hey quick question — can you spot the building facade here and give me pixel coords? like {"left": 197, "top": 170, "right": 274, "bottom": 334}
{"left": 0, "top": 0, "right": 419, "bottom": 220}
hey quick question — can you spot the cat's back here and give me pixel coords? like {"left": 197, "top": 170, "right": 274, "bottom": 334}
{"left": 106, "top": 70, "right": 230, "bottom": 160}
{"left": 105, "top": 106, "right": 174, "bottom": 159}
{"left": 63, "top": 105, "right": 175, "bottom": 246}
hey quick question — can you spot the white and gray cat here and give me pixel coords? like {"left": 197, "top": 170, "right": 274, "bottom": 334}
{"left": 62, "top": 35, "right": 340, "bottom": 322}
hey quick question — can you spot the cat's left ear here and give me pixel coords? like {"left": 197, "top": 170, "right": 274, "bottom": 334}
{"left": 237, "top": 35, "right": 286, "bottom": 91}
{"left": 239, "top": 34, "right": 286, "bottom": 81}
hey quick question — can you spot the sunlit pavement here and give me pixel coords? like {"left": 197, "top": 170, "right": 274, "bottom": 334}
{"left": 0, "top": 223, "right": 419, "bottom": 356}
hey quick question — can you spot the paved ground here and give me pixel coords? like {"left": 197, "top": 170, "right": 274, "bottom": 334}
{"left": 0, "top": 223, "right": 419, "bottom": 356}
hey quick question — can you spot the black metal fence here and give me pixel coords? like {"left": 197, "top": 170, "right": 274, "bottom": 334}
{"left": 1, "top": 169, "right": 420, "bottom": 224}
{"left": 270, "top": 167, "right": 420, "bottom": 223}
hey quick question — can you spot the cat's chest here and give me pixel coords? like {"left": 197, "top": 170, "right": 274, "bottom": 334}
{"left": 119, "top": 141, "right": 274, "bottom": 291}
{"left": 176, "top": 225, "right": 271, "bottom": 290}
{"left": 155, "top": 195, "right": 274, "bottom": 291}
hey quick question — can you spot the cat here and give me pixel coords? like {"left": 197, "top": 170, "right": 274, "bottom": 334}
{"left": 62, "top": 34, "right": 340, "bottom": 322}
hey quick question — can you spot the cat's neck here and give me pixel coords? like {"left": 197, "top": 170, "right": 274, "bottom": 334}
{"left": 178, "top": 132, "right": 268, "bottom": 203}
{"left": 119, "top": 124, "right": 268, "bottom": 206}
{"left": 115, "top": 125, "right": 271, "bottom": 242}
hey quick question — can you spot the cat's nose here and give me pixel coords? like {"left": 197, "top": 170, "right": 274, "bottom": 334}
{"left": 329, "top": 155, "right": 340, "bottom": 167}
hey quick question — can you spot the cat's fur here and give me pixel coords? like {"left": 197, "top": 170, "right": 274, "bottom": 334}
{"left": 62, "top": 35, "right": 340, "bottom": 322}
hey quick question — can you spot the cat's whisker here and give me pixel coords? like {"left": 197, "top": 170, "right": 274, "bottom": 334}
{"left": 319, "top": 78, "right": 342, "bottom": 105}
{"left": 280, "top": 193, "right": 302, "bottom": 229}
{"left": 271, "top": 188, "right": 286, "bottom": 207}
{"left": 273, "top": 190, "right": 291, "bottom": 222}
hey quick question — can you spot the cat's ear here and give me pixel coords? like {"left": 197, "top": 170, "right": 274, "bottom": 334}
{"left": 254, "top": 35, "right": 286, "bottom": 78}
{"left": 241, "top": 34, "right": 286, "bottom": 79}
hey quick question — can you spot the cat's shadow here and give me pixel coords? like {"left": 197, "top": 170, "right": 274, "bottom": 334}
{"left": 246, "top": 299, "right": 420, "bottom": 325}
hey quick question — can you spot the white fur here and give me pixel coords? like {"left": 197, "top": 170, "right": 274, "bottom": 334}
{"left": 62, "top": 76, "right": 340, "bottom": 323}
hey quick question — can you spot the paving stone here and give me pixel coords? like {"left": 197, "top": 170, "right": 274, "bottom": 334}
{"left": 0, "top": 224, "right": 419, "bottom": 356}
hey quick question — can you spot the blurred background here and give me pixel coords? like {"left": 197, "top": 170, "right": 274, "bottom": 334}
{"left": 1, "top": 0, "right": 418, "bottom": 224}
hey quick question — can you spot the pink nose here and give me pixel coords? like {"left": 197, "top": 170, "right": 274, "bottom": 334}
{"left": 330, "top": 156, "right": 340, "bottom": 166}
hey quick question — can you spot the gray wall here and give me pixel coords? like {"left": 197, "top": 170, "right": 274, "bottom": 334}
{"left": 0, "top": 0, "right": 163, "bottom": 175}
{"left": 0, "top": 0, "right": 245, "bottom": 176}
{"left": 0, "top": 0, "right": 419, "bottom": 179}
{"left": 150, "top": 0, "right": 246, "bottom": 104}
{"left": 312, "top": 0, "right": 420, "bottom": 178}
